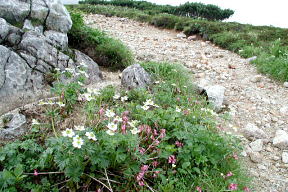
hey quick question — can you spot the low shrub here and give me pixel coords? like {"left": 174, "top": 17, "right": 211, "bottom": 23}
{"left": 68, "top": 9, "right": 134, "bottom": 69}
{"left": 0, "top": 62, "right": 250, "bottom": 191}
{"left": 150, "top": 14, "right": 180, "bottom": 29}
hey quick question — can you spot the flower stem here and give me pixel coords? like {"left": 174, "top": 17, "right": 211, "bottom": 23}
{"left": 51, "top": 117, "right": 58, "bottom": 138}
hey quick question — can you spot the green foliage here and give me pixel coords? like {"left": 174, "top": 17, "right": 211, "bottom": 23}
{"left": 80, "top": 0, "right": 234, "bottom": 21}
{"left": 0, "top": 62, "right": 250, "bottom": 191}
{"left": 150, "top": 14, "right": 180, "bottom": 29}
{"left": 67, "top": 9, "right": 134, "bottom": 69}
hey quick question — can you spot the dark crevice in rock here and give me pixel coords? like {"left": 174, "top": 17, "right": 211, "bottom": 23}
{"left": 1, "top": 51, "right": 12, "bottom": 89}
{"left": 42, "top": 0, "right": 50, "bottom": 31}
{"left": 24, "top": 0, "right": 33, "bottom": 21}
{"left": 16, "top": 51, "right": 33, "bottom": 69}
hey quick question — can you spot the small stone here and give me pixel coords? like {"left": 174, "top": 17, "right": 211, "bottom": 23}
{"left": 273, "top": 156, "right": 280, "bottom": 161}
{"left": 247, "top": 56, "right": 257, "bottom": 63}
{"left": 243, "top": 123, "right": 268, "bottom": 140}
{"left": 257, "top": 164, "right": 267, "bottom": 170}
{"left": 282, "top": 151, "right": 288, "bottom": 164}
{"left": 250, "top": 75, "right": 262, "bottom": 83}
{"left": 249, "top": 152, "right": 263, "bottom": 163}
{"left": 283, "top": 82, "right": 288, "bottom": 88}
{"left": 187, "top": 35, "right": 197, "bottom": 41}
{"left": 176, "top": 32, "right": 186, "bottom": 39}
{"left": 272, "top": 130, "right": 288, "bottom": 149}
{"left": 249, "top": 139, "right": 264, "bottom": 152}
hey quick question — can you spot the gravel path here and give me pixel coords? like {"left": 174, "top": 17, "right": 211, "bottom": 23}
{"left": 85, "top": 14, "right": 288, "bottom": 191}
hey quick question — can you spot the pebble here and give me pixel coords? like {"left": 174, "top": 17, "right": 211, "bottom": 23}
{"left": 249, "top": 152, "right": 263, "bottom": 163}
{"left": 283, "top": 82, "right": 288, "bottom": 88}
{"left": 250, "top": 139, "right": 264, "bottom": 152}
{"left": 282, "top": 151, "right": 288, "bottom": 164}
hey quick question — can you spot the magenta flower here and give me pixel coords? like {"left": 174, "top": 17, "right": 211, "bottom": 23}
{"left": 196, "top": 186, "right": 202, "bottom": 192}
{"left": 152, "top": 161, "right": 159, "bottom": 167}
{"left": 228, "top": 183, "right": 238, "bottom": 191}
{"left": 33, "top": 169, "right": 38, "bottom": 176}
{"left": 175, "top": 141, "right": 184, "bottom": 147}
{"left": 226, "top": 171, "right": 233, "bottom": 177}
{"left": 99, "top": 108, "right": 105, "bottom": 116}
{"left": 141, "top": 165, "right": 149, "bottom": 172}
{"left": 138, "top": 181, "right": 145, "bottom": 186}
{"left": 122, "top": 116, "right": 129, "bottom": 122}
{"left": 121, "top": 124, "right": 126, "bottom": 134}
{"left": 232, "top": 153, "right": 239, "bottom": 160}
{"left": 139, "top": 147, "right": 145, "bottom": 154}
{"left": 243, "top": 187, "right": 250, "bottom": 192}
{"left": 160, "top": 129, "right": 166, "bottom": 138}
{"left": 168, "top": 155, "right": 176, "bottom": 164}
{"left": 153, "top": 129, "right": 158, "bottom": 136}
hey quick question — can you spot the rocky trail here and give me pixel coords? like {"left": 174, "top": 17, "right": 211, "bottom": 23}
{"left": 85, "top": 14, "right": 288, "bottom": 191}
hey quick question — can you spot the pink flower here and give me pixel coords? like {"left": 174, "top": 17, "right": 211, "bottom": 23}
{"left": 228, "top": 183, "right": 238, "bottom": 191}
{"left": 136, "top": 171, "right": 145, "bottom": 181}
{"left": 122, "top": 116, "right": 129, "bottom": 122}
{"left": 175, "top": 141, "right": 184, "bottom": 147}
{"left": 152, "top": 161, "right": 159, "bottom": 167}
{"left": 168, "top": 155, "right": 176, "bottom": 164}
{"left": 232, "top": 153, "right": 239, "bottom": 160}
{"left": 160, "top": 129, "right": 166, "bottom": 138}
{"left": 243, "top": 187, "right": 250, "bottom": 192}
{"left": 138, "top": 181, "right": 145, "bottom": 186}
{"left": 141, "top": 165, "right": 149, "bottom": 172}
{"left": 33, "top": 169, "right": 38, "bottom": 176}
{"left": 226, "top": 171, "right": 233, "bottom": 177}
{"left": 196, "top": 186, "right": 202, "bottom": 192}
{"left": 183, "top": 110, "right": 190, "bottom": 115}
{"left": 121, "top": 124, "right": 126, "bottom": 134}
{"left": 153, "top": 129, "right": 158, "bottom": 136}
{"left": 99, "top": 108, "right": 105, "bottom": 116}
{"left": 139, "top": 147, "right": 145, "bottom": 154}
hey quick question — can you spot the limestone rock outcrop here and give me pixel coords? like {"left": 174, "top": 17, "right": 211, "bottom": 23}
{"left": 0, "top": 0, "right": 102, "bottom": 114}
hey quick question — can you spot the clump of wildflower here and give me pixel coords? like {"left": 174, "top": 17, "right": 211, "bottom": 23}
{"left": 62, "top": 128, "right": 75, "bottom": 138}
{"left": 85, "top": 132, "right": 97, "bottom": 141}
{"left": 228, "top": 183, "right": 238, "bottom": 191}
{"left": 72, "top": 135, "right": 84, "bottom": 148}
{"left": 107, "top": 122, "right": 118, "bottom": 131}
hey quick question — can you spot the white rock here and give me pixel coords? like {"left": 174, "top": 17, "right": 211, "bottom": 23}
{"left": 243, "top": 123, "right": 268, "bottom": 140}
{"left": 250, "top": 75, "right": 262, "bottom": 83}
{"left": 176, "top": 32, "right": 186, "bottom": 39}
{"left": 247, "top": 56, "right": 257, "bottom": 63}
{"left": 280, "top": 106, "right": 288, "bottom": 114}
{"left": 249, "top": 139, "right": 264, "bottom": 152}
{"left": 205, "top": 85, "right": 226, "bottom": 112}
{"left": 273, "top": 130, "right": 288, "bottom": 149}
{"left": 249, "top": 152, "right": 263, "bottom": 163}
{"left": 281, "top": 152, "right": 288, "bottom": 164}
{"left": 283, "top": 82, "right": 288, "bottom": 88}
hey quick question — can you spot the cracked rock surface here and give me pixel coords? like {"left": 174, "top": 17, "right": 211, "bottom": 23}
{"left": 0, "top": 0, "right": 102, "bottom": 115}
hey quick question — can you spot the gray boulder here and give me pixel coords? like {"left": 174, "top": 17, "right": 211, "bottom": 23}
{"left": 243, "top": 123, "right": 268, "bottom": 140}
{"left": 121, "top": 64, "right": 152, "bottom": 90}
{"left": 0, "top": 0, "right": 102, "bottom": 115}
{"left": 273, "top": 130, "right": 288, "bottom": 149}
{"left": 0, "top": 112, "right": 27, "bottom": 140}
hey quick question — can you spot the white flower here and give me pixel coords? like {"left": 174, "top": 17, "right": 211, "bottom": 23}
{"left": 57, "top": 102, "right": 65, "bottom": 107}
{"left": 107, "top": 122, "right": 118, "bottom": 131}
{"left": 155, "top": 81, "right": 160, "bottom": 84}
{"left": 172, "top": 164, "right": 176, "bottom": 168}
{"left": 85, "top": 132, "right": 97, "bottom": 141}
{"left": 114, "top": 116, "right": 123, "bottom": 122}
{"left": 82, "top": 93, "right": 94, "bottom": 101}
{"left": 78, "top": 81, "right": 84, "bottom": 86}
{"left": 105, "top": 109, "right": 115, "bottom": 118}
{"left": 31, "top": 119, "right": 40, "bottom": 125}
{"left": 72, "top": 136, "right": 84, "bottom": 148}
{"left": 128, "top": 120, "right": 139, "bottom": 128}
{"left": 106, "top": 130, "right": 115, "bottom": 136}
{"left": 113, "top": 93, "right": 121, "bottom": 100}
{"left": 141, "top": 105, "right": 150, "bottom": 111}
{"left": 171, "top": 83, "right": 176, "bottom": 87}
{"left": 121, "top": 96, "right": 128, "bottom": 102}
{"left": 131, "top": 128, "right": 140, "bottom": 135}
{"left": 55, "top": 68, "right": 60, "bottom": 71}
{"left": 74, "top": 125, "right": 85, "bottom": 131}
{"left": 87, "top": 88, "right": 99, "bottom": 95}
{"left": 176, "top": 106, "right": 181, "bottom": 113}
{"left": 62, "top": 128, "right": 75, "bottom": 138}
{"left": 144, "top": 99, "right": 154, "bottom": 106}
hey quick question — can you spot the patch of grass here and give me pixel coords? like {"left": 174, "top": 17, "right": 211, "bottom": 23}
{"left": 0, "top": 62, "right": 250, "bottom": 191}
{"left": 67, "top": 9, "right": 134, "bottom": 69}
